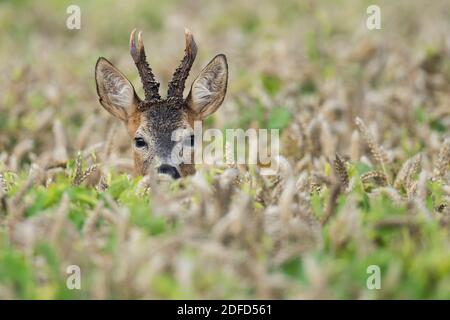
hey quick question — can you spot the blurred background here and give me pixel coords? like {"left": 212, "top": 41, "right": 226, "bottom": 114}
{"left": 1, "top": 0, "right": 449, "bottom": 164}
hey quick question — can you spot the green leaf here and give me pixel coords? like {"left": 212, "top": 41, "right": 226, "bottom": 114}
{"left": 108, "top": 175, "right": 132, "bottom": 199}
{"left": 300, "top": 79, "right": 317, "bottom": 95}
{"left": 0, "top": 249, "right": 35, "bottom": 299}
{"left": 355, "top": 162, "right": 372, "bottom": 176}
{"left": 268, "top": 107, "right": 291, "bottom": 129}
{"left": 261, "top": 74, "right": 282, "bottom": 96}
{"left": 429, "top": 119, "right": 446, "bottom": 133}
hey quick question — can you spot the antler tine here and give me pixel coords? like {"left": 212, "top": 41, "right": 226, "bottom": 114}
{"left": 129, "top": 29, "right": 160, "bottom": 102}
{"left": 129, "top": 29, "right": 139, "bottom": 62}
{"left": 167, "top": 28, "right": 198, "bottom": 99}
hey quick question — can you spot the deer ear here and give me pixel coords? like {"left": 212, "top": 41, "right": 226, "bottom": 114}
{"left": 187, "top": 54, "right": 228, "bottom": 119}
{"left": 95, "top": 57, "right": 139, "bottom": 122}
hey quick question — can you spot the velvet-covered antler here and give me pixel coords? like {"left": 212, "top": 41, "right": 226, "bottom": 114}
{"left": 130, "top": 29, "right": 161, "bottom": 102}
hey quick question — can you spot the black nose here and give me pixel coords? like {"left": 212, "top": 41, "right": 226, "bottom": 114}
{"left": 157, "top": 164, "right": 181, "bottom": 179}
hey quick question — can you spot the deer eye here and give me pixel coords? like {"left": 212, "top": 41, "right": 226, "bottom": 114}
{"left": 134, "top": 137, "right": 147, "bottom": 148}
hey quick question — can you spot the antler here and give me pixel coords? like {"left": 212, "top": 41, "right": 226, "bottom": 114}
{"left": 167, "top": 28, "right": 198, "bottom": 99}
{"left": 130, "top": 29, "right": 161, "bottom": 102}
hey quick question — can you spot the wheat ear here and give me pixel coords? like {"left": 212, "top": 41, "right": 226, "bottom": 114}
{"left": 334, "top": 153, "right": 349, "bottom": 191}
{"left": 433, "top": 138, "right": 450, "bottom": 180}
{"left": 355, "top": 117, "right": 390, "bottom": 184}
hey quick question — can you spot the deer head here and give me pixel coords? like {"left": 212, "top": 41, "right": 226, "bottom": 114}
{"left": 95, "top": 29, "right": 228, "bottom": 179}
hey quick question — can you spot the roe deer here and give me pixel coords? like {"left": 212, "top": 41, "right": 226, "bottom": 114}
{"left": 95, "top": 29, "right": 228, "bottom": 179}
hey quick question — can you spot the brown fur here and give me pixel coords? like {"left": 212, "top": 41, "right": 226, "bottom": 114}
{"left": 127, "top": 111, "right": 143, "bottom": 136}
{"left": 95, "top": 29, "right": 228, "bottom": 178}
